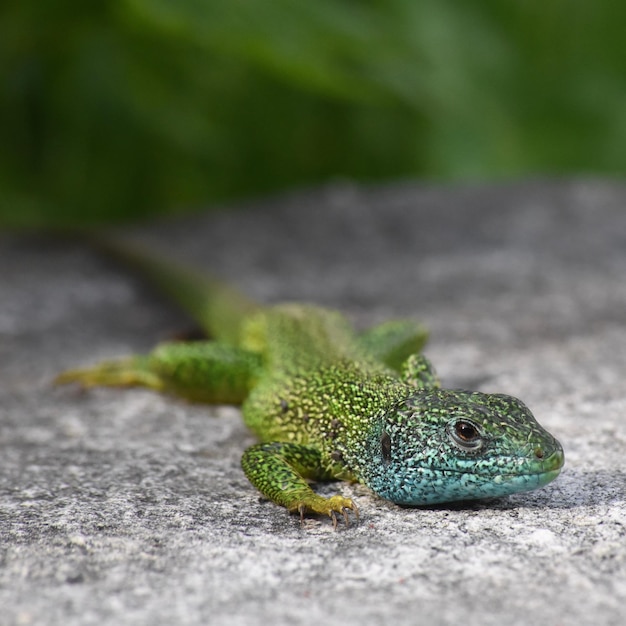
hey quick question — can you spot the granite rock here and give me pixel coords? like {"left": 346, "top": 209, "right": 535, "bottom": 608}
{"left": 1, "top": 179, "right": 625, "bottom": 626}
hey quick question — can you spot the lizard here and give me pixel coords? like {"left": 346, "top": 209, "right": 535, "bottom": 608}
{"left": 56, "top": 239, "right": 564, "bottom": 528}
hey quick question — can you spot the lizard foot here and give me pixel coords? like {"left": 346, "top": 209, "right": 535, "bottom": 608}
{"left": 296, "top": 495, "right": 359, "bottom": 530}
{"left": 54, "top": 359, "right": 161, "bottom": 390}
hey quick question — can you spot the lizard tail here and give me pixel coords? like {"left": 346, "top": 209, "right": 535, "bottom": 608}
{"left": 92, "top": 236, "right": 260, "bottom": 345}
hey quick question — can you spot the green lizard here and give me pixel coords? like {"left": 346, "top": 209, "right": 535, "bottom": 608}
{"left": 56, "top": 240, "right": 564, "bottom": 527}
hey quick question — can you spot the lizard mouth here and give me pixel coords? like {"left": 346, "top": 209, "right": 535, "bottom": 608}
{"left": 433, "top": 447, "right": 565, "bottom": 480}
{"left": 367, "top": 440, "right": 564, "bottom": 506}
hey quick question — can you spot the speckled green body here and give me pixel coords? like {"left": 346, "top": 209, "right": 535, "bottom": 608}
{"left": 57, "top": 242, "right": 564, "bottom": 525}
{"left": 238, "top": 304, "right": 563, "bottom": 511}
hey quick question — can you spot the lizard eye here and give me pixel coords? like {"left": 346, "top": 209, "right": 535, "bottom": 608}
{"left": 448, "top": 419, "right": 483, "bottom": 451}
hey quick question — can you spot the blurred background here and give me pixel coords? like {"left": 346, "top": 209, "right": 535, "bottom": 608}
{"left": 1, "top": 0, "right": 625, "bottom": 229}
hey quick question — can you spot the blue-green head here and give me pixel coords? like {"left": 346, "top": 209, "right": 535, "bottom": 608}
{"left": 361, "top": 389, "right": 564, "bottom": 505}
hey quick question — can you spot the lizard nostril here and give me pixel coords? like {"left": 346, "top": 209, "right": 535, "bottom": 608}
{"left": 534, "top": 447, "right": 545, "bottom": 459}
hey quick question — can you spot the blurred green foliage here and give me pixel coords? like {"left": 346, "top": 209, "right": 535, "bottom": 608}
{"left": 1, "top": 1, "right": 625, "bottom": 228}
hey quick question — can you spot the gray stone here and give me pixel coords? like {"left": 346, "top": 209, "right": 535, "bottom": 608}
{"left": 1, "top": 179, "right": 625, "bottom": 626}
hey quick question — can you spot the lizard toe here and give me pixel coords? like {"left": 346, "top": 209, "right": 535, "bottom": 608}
{"left": 325, "top": 495, "right": 359, "bottom": 529}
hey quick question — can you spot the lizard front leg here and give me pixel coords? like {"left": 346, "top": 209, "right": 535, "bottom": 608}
{"left": 358, "top": 319, "right": 428, "bottom": 372}
{"left": 401, "top": 353, "right": 440, "bottom": 389}
{"left": 241, "top": 442, "right": 358, "bottom": 528}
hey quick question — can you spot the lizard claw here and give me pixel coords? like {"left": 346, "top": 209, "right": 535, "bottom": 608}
{"left": 335, "top": 503, "right": 359, "bottom": 528}
{"left": 350, "top": 501, "right": 360, "bottom": 520}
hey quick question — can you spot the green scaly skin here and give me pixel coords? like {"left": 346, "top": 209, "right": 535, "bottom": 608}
{"left": 56, "top": 241, "right": 564, "bottom": 527}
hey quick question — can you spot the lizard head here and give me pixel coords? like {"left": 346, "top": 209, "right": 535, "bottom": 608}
{"left": 362, "top": 389, "right": 564, "bottom": 506}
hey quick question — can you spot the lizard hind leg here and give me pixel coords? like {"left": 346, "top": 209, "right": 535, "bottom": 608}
{"left": 241, "top": 442, "right": 358, "bottom": 529}
{"left": 55, "top": 341, "right": 263, "bottom": 404}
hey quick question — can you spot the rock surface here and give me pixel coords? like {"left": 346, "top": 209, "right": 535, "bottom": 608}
{"left": 1, "top": 179, "right": 625, "bottom": 626}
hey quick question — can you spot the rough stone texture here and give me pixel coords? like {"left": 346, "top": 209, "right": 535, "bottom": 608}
{"left": 1, "top": 179, "right": 625, "bottom": 626}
